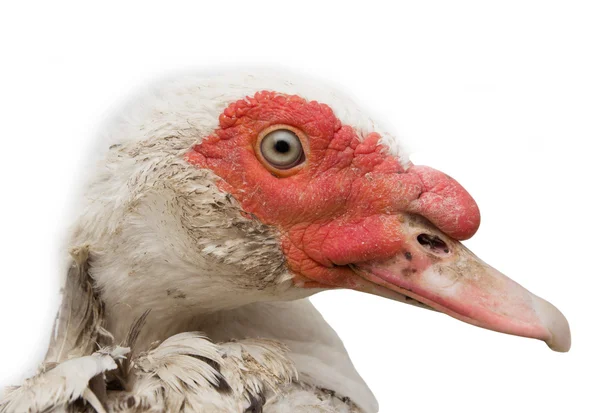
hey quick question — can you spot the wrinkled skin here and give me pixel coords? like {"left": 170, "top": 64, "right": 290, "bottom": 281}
{"left": 187, "top": 91, "right": 570, "bottom": 352}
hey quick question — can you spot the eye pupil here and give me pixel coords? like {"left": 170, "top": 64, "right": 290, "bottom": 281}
{"left": 274, "top": 140, "right": 290, "bottom": 153}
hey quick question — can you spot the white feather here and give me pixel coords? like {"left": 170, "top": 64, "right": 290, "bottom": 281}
{"left": 0, "top": 347, "right": 128, "bottom": 413}
{"left": 134, "top": 332, "right": 223, "bottom": 393}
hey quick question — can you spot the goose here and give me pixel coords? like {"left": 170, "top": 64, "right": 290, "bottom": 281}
{"left": 0, "top": 70, "right": 571, "bottom": 413}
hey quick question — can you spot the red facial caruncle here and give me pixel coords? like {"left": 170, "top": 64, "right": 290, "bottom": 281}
{"left": 186, "top": 90, "right": 570, "bottom": 352}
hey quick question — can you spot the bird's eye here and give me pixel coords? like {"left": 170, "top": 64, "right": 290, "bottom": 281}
{"left": 256, "top": 125, "right": 307, "bottom": 175}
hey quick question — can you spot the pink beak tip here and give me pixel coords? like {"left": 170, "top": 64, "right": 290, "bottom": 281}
{"left": 532, "top": 294, "right": 572, "bottom": 352}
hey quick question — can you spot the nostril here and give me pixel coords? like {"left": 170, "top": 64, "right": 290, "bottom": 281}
{"left": 417, "top": 233, "right": 450, "bottom": 255}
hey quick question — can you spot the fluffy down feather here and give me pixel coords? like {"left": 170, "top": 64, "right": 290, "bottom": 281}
{"left": 0, "top": 347, "right": 128, "bottom": 413}
{"left": 105, "top": 334, "right": 300, "bottom": 413}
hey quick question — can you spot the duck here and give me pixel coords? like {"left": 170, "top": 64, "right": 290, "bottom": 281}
{"left": 0, "top": 70, "right": 571, "bottom": 413}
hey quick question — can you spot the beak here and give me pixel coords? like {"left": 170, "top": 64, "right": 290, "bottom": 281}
{"left": 351, "top": 215, "right": 571, "bottom": 352}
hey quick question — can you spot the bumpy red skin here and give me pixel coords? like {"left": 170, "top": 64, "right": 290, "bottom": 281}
{"left": 186, "top": 91, "right": 480, "bottom": 288}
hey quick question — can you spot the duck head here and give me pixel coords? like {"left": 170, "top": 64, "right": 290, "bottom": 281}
{"left": 72, "top": 71, "right": 570, "bottom": 352}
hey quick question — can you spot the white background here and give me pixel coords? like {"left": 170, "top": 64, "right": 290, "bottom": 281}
{"left": 1, "top": 1, "right": 598, "bottom": 412}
